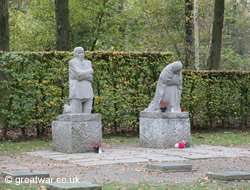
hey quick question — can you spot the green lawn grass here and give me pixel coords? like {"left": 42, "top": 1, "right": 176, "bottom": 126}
{"left": 103, "top": 136, "right": 139, "bottom": 145}
{"left": 103, "top": 179, "right": 250, "bottom": 190}
{"left": 191, "top": 129, "right": 250, "bottom": 146}
{"left": 0, "top": 183, "right": 42, "bottom": 190}
{"left": 103, "top": 129, "right": 249, "bottom": 147}
{"left": 0, "top": 140, "right": 51, "bottom": 156}
{"left": 0, "top": 130, "right": 248, "bottom": 156}
{"left": 0, "top": 179, "right": 249, "bottom": 190}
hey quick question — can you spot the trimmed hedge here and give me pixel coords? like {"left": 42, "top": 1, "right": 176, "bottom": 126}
{"left": 0, "top": 51, "right": 249, "bottom": 138}
{"left": 182, "top": 70, "right": 249, "bottom": 129}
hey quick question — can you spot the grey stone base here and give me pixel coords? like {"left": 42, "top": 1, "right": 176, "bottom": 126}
{"left": 206, "top": 171, "right": 250, "bottom": 181}
{"left": 146, "top": 163, "right": 192, "bottom": 172}
{"left": 140, "top": 111, "right": 191, "bottom": 148}
{"left": 52, "top": 113, "right": 102, "bottom": 153}
{"left": 46, "top": 182, "right": 102, "bottom": 190}
{"left": 2, "top": 171, "right": 50, "bottom": 180}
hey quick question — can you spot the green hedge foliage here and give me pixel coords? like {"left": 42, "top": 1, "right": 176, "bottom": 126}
{"left": 0, "top": 51, "right": 249, "bottom": 137}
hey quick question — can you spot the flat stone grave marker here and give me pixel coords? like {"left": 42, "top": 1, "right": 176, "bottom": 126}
{"left": 2, "top": 170, "right": 50, "bottom": 180}
{"left": 206, "top": 171, "right": 250, "bottom": 181}
{"left": 46, "top": 182, "right": 102, "bottom": 190}
{"left": 146, "top": 163, "right": 192, "bottom": 172}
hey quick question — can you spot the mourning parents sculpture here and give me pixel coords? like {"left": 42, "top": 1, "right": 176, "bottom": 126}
{"left": 145, "top": 61, "right": 182, "bottom": 112}
{"left": 52, "top": 47, "right": 102, "bottom": 153}
{"left": 140, "top": 61, "right": 191, "bottom": 149}
{"left": 64, "top": 47, "right": 94, "bottom": 113}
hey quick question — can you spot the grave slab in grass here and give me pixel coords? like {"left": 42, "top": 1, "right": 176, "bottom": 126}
{"left": 206, "top": 171, "right": 250, "bottom": 181}
{"left": 46, "top": 182, "right": 102, "bottom": 190}
{"left": 1, "top": 170, "right": 50, "bottom": 180}
{"left": 146, "top": 163, "right": 192, "bottom": 172}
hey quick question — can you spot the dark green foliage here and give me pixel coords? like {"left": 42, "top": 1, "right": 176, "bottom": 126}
{"left": 0, "top": 51, "right": 249, "bottom": 138}
{"left": 182, "top": 70, "right": 249, "bottom": 129}
{"left": 0, "top": 51, "right": 70, "bottom": 138}
{"left": 7, "top": 1, "right": 249, "bottom": 70}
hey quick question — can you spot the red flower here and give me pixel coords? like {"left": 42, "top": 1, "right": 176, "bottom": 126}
{"left": 178, "top": 142, "right": 185, "bottom": 148}
{"left": 91, "top": 141, "right": 102, "bottom": 148}
{"left": 159, "top": 101, "right": 170, "bottom": 108}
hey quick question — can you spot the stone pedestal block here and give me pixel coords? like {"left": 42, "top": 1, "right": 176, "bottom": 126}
{"left": 140, "top": 111, "right": 191, "bottom": 149}
{"left": 52, "top": 113, "right": 102, "bottom": 153}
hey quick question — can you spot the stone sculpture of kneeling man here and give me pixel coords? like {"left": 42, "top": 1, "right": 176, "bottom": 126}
{"left": 64, "top": 47, "right": 93, "bottom": 113}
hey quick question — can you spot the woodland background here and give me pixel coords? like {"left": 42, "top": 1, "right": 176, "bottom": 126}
{"left": 0, "top": 0, "right": 249, "bottom": 70}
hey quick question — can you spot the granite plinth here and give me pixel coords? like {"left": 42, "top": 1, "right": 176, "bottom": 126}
{"left": 146, "top": 163, "right": 192, "bottom": 172}
{"left": 56, "top": 114, "right": 101, "bottom": 122}
{"left": 52, "top": 113, "right": 102, "bottom": 153}
{"left": 140, "top": 111, "right": 191, "bottom": 148}
{"left": 206, "top": 171, "right": 250, "bottom": 181}
{"left": 140, "top": 111, "right": 189, "bottom": 119}
{"left": 2, "top": 171, "right": 50, "bottom": 180}
{"left": 46, "top": 182, "right": 102, "bottom": 190}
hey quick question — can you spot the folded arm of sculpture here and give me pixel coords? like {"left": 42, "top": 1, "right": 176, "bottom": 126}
{"left": 69, "top": 61, "right": 93, "bottom": 81}
{"left": 63, "top": 47, "right": 94, "bottom": 114}
{"left": 144, "top": 61, "right": 183, "bottom": 112}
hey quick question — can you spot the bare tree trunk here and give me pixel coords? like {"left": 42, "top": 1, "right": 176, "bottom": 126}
{"left": 185, "top": 0, "right": 193, "bottom": 68}
{"left": 55, "top": 0, "right": 70, "bottom": 51}
{"left": 194, "top": 0, "right": 200, "bottom": 70}
{"left": 0, "top": 0, "right": 9, "bottom": 51}
{"left": 207, "top": 0, "right": 225, "bottom": 70}
{"left": 0, "top": 0, "right": 10, "bottom": 139}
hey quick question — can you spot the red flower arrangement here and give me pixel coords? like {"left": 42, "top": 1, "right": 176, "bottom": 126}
{"left": 91, "top": 141, "right": 102, "bottom": 153}
{"left": 91, "top": 141, "right": 102, "bottom": 148}
{"left": 159, "top": 101, "right": 170, "bottom": 112}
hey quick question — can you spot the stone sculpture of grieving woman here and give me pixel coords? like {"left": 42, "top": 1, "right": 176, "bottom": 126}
{"left": 144, "top": 61, "right": 183, "bottom": 112}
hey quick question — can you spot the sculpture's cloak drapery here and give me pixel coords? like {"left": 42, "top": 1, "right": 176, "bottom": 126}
{"left": 145, "top": 61, "right": 182, "bottom": 112}
{"left": 69, "top": 59, "right": 93, "bottom": 100}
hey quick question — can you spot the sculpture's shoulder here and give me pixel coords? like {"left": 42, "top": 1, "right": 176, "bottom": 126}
{"left": 84, "top": 59, "right": 91, "bottom": 65}
{"left": 160, "top": 64, "right": 171, "bottom": 78}
{"left": 83, "top": 60, "right": 92, "bottom": 68}
{"left": 69, "top": 58, "right": 77, "bottom": 65}
{"left": 162, "top": 64, "right": 171, "bottom": 72}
